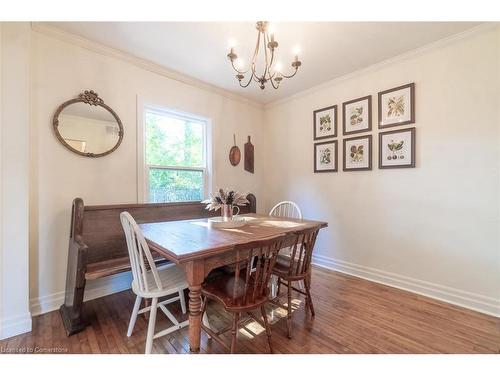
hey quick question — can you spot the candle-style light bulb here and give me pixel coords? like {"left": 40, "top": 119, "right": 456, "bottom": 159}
{"left": 291, "top": 46, "right": 302, "bottom": 69}
{"left": 235, "top": 58, "right": 244, "bottom": 70}
{"left": 267, "top": 24, "right": 278, "bottom": 50}
{"left": 268, "top": 24, "right": 275, "bottom": 40}
{"left": 228, "top": 38, "right": 237, "bottom": 49}
{"left": 274, "top": 61, "right": 283, "bottom": 83}
{"left": 227, "top": 38, "right": 238, "bottom": 62}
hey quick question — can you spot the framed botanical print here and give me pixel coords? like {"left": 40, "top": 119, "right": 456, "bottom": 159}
{"left": 378, "top": 83, "right": 415, "bottom": 128}
{"left": 343, "top": 135, "right": 372, "bottom": 171}
{"left": 342, "top": 95, "right": 372, "bottom": 135}
{"left": 313, "top": 105, "right": 337, "bottom": 140}
{"left": 379, "top": 127, "right": 416, "bottom": 169}
{"left": 314, "top": 140, "right": 338, "bottom": 173}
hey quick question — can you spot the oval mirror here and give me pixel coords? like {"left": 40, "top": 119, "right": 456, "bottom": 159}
{"left": 53, "top": 90, "right": 124, "bottom": 157}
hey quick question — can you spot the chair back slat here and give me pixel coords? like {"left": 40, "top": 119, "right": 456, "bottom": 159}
{"left": 268, "top": 201, "right": 303, "bottom": 263}
{"left": 230, "top": 236, "right": 284, "bottom": 306}
{"left": 269, "top": 201, "right": 302, "bottom": 220}
{"left": 283, "top": 228, "right": 319, "bottom": 279}
{"left": 120, "top": 211, "right": 163, "bottom": 293}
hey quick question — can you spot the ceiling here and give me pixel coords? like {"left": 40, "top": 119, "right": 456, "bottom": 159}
{"left": 47, "top": 22, "right": 482, "bottom": 104}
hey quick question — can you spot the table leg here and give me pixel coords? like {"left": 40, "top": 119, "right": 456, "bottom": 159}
{"left": 188, "top": 285, "right": 202, "bottom": 353}
{"left": 184, "top": 260, "right": 205, "bottom": 353}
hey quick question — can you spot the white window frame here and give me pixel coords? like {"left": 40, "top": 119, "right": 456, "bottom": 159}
{"left": 137, "top": 98, "right": 212, "bottom": 203}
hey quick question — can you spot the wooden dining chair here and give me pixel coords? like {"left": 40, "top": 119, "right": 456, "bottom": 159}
{"left": 270, "top": 227, "right": 319, "bottom": 339}
{"left": 200, "top": 235, "right": 285, "bottom": 354}
{"left": 268, "top": 201, "right": 304, "bottom": 294}
{"left": 120, "top": 212, "right": 189, "bottom": 354}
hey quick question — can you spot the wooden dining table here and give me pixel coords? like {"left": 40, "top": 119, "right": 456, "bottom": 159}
{"left": 139, "top": 213, "right": 328, "bottom": 353}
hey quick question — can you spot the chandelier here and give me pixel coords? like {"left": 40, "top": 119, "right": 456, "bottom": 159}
{"left": 227, "top": 21, "right": 302, "bottom": 90}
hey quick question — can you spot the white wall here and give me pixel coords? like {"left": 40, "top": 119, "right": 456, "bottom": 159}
{"left": 263, "top": 26, "right": 500, "bottom": 316}
{"left": 29, "top": 28, "right": 265, "bottom": 315}
{"left": 0, "top": 23, "right": 32, "bottom": 339}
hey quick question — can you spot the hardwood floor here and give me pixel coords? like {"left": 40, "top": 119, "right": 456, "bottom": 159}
{"left": 1, "top": 267, "right": 499, "bottom": 354}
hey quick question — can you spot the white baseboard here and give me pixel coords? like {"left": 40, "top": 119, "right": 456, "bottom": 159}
{"left": 312, "top": 254, "right": 500, "bottom": 318}
{"left": 0, "top": 312, "right": 32, "bottom": 340}
{"left": 30, "top": 271, "right": 133, "bottom": 316}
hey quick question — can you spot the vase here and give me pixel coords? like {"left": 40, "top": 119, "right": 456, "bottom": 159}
{"left": 221, "top": 204, "right": 240, "bottom": 221}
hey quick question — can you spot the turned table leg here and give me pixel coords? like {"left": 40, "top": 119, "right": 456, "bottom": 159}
{"left": 188, "top": 285, "right": 202, "bottom": 353}
{"left": 183, "top": 260, "right": 205, "bottom": 353}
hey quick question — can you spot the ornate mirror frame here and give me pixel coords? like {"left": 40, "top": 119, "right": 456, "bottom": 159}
{"left": 52, "top": 90, "right": 124, "bottom": 158}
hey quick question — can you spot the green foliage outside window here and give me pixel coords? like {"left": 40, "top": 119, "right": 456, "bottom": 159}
{"left": 145, "top": 111, "right": 205, "bottom": 202}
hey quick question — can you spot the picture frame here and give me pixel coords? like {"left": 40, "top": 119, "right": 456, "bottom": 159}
{"left": 378, "top": 83, "right": 415, "bottom": 128}
{"left": 379, "top": 127, "right": 416, "bottom": 169}
{"left": 342, "top": 95, "right": 372, "bottom": 135}
{"left": 314, "top": 140, "right": 338, "bottom": 173}
{"left": 313, "top": 105, "right": 337, "bottom": 140}
{"left": 343, "top": 135, "right": 372, "bottom": 171}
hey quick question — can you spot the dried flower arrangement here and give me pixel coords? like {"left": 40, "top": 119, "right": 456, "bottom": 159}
{"left": 202, "top": 188, "right": 249, "bottom": 212}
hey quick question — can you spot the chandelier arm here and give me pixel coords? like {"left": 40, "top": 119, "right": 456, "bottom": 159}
{"left": 269, "top": 76, "right": 280, "bottom": 90}
{"left": 267, "top": 50, "right": 276, "bottom": 82}
{"left": 238, "top": 72, "right": 255, "bottom": 88}
{"left": 263, "top": 31, "right": 270, "bottom": 79}
{"left": 230, "top": 59, "right": 250, "bottom": 75}
{"left": 250, "top": 27, "right": 262, "bottom": 80}
{"left": 280, "top": 68, "right": 299, "bottom": 79}
{"left": 268, "top": 53, "right": 275, "bottom": 78}
{"left": 266, "top": 33, "right": 276, "bottom": 76}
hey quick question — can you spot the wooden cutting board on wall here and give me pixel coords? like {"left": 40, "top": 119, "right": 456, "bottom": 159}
{"left": 244, "top": 136, "right": 254, "bottom": 174}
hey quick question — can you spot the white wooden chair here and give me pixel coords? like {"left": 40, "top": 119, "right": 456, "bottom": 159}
{"left": 120, "top": 211, "right": 189, "bottom": 354}
{"left": 268, "top": 201, "right": 304, "bottom": 296}
{"left": 269, "top": 201, "right": 303, "bottom": 220}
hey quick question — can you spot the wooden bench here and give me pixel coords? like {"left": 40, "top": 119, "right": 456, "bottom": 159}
{"left": 59, "top": 194, "right": 257, "bottom": 336}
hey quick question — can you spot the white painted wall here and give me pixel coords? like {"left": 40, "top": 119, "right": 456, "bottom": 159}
{"left": 0, "top": 23, "right": 32, "bottom": 339}
{"left": 29, "top": 29, "right": 265, "bottom": 316}
{"left": 263, "top": 26, "right": 500, "bottom": 316}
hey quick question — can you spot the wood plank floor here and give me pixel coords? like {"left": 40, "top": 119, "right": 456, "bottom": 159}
{"left": 1, "top": 267, "right": 499, "bottom": 354}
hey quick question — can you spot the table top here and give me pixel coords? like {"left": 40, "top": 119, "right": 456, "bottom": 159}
{"left": 140, "top": 213, "right": 328, "bottom": 262}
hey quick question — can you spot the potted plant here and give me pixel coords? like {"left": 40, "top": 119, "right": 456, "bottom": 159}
{"left": 202, "top": 189, "right": 249, "bottom": 221}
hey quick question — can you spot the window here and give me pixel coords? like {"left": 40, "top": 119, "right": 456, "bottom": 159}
{"left": 144, "top": 107, "right": 209, "bottom": 203}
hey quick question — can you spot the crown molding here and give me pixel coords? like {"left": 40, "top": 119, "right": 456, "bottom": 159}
{"left": 31, "top": 22, "right": 264, "bottom": 110}
{"left": 265, "top": 22, "right": 498, "bottom": 110}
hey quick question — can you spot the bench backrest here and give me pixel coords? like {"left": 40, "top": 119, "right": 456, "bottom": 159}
{"left": 70, "top": 194, "right": 257, "bottom": 264}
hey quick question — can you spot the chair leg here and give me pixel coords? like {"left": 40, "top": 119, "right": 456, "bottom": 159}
{"left": 277, "top": 277, "right": 282, "bottom": 296}
{"left": 127, "top": 295, "right": 142, "bottom": 337}
{"left": 145, "top": 297, "right": 158, "bottom": 354}
{"left": 230, "top": 313, "right": 240, "bottom": 354}
{"left": 260, "top": 305, "right": 274, "bottom": 354}
{"left": 179, "top": 288, "right": 187, "bottom": 314}
{"left": 270, "top": 275, "right": 277, "bottom": 298}
{"left": 286, "top": 281, "right": 293, "bottom": 339}
{"left": 304, "top": 278, "right": 315, "bottom": 317}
